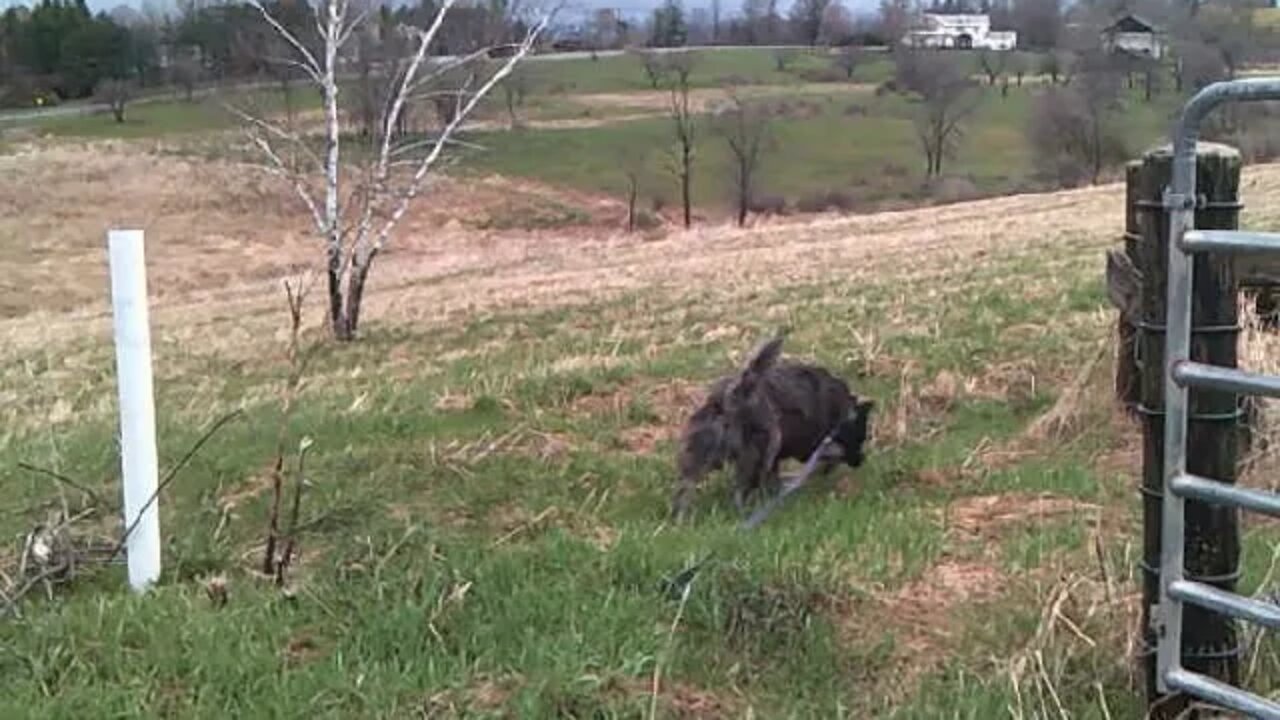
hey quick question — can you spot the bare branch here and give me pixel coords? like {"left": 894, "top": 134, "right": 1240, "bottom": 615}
{"left": 367, "top": 14, "right": 552, "bottom": 256}
{"left": 109, "top": 410, "right": 245, "bottom": 562}
{"left": 247, "top": 0, "right": 324, "bottom": 84}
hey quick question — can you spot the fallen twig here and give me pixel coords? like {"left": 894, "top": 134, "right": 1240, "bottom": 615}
{"left": 275, "top": 437, "right": 313, "bottom": 586}
{"left": 16, "top": 463, "right": 106, "bottom": 507}
{"left": 110, "top": 409, "right": 244, "bottom": 561}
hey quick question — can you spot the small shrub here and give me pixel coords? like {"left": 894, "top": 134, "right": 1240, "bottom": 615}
{"left": 881, "top": 162, "right": 910, "bottom": 179}
{"left": 633, "top": 208, "right": 662, "bottom": 230}
{"left": 796, "top": 189, "right": 857, "bottom": 213}
{"left": 843, "top": 103, "right": 868, "bottom": 117}
{"left": 929, "top": 176, "right": 980, "bottom": 204}
{"left": 795, "top": 67, "right": 846, "bottom": 83}
{"left": 747, "top": 194, "right": 789, "bottom": 216}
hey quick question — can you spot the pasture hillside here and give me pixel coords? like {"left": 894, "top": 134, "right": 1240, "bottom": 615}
{"left": 3, "top": 140, "right": 1280, "bottom": 716}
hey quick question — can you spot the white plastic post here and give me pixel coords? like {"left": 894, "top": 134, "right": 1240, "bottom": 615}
{"left": 108, "top": 229, "right": 161, "bottom": 591}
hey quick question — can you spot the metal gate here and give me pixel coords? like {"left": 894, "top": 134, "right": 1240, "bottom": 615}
{"left": 1157, "top": 78, "right": 1280, "bottom": 718}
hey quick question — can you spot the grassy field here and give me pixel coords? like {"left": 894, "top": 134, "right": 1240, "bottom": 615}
{"left": 4, "top": 135, "right": 1280, "bottom": 716}
{"left": 6, "top": 46, "right": 1179, "bottom": 220}
{"left": 3, "top": 46, "right": 1279, "bottom": 717}
{"left": 462, "top": 83, "right": 1180, "bottom": 214}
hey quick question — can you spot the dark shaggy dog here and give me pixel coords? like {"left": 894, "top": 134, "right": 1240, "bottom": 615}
{"left": 671, "top": 336, "right": 874, "bottom": 520}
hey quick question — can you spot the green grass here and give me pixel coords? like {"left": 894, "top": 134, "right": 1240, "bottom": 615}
{"left": 29, "top": 85, "right": 324, "bottom": 139}
{"left": 461, "top": 84, "right": 1181, "bottom": 214}
{"left": 5, "top": 211, "right": 1277, "bottom": 716}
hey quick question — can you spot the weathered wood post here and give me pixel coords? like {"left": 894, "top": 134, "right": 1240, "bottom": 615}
{"left": 1111, "top": 161, "right": 1142, "bottom": 410}
{"left": 1137, "top": 143, "right": 1243, "bottom": 719}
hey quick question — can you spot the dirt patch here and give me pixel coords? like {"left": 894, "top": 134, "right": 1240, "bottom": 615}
{"left": 487, "top": 504, "right": 617, "bottom": 551}
{"left": 897, "top": 560, "right": 1004, "bottom": 611}
{"left": 826, "top": 558, "right": 1007, "bottom": 704}
{"left": 607, "top": 678, "right": 741, "bottom": 719}
{"left": 619, "top": 424, "right": 672, "bottom": 454}
{"left": 424, "top": 673, "right": 525, "bottom": 717}
{"left": 569, "top": 385, "right": 633, "bottom": 416}
{"left": 281, "top": 630, "right": 327, "bottom": 668}
{"left": 217, "top": 466, "right": 277, "bottom": 513}
{"left": 600, "top": 380, "right": 707, "bottom": 455}
{"left": 946, "top": 493, "right": 1099, "bottom": 541}
{"left": 573, "top": 82, "right": 875, "bottom": 113}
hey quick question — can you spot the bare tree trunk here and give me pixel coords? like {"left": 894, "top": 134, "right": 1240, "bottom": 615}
{"left": 323, "top": 0, "right": 345, "bottom": 341}
{"left": 627, "top": 173, "right": 638, "bottom": 232}
{"left": 344, "top": 250, "right": 377, "bottom": 337}
{"left": 327, "top": 247, "right": 346, "bottom": 340}
{"left": 681, "top": 148, "right": 692, "bottom": 229}
{"left": 736, "top": 183, "right": 748, "bottom": 226}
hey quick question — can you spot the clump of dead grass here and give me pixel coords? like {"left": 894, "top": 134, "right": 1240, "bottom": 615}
{"left": 1240, "top": 296, "right": 1280, "bottom": 489}
{"left": 945, "top": 493, "right": 1100, "bottom": 542}
{"left": 1025, "top": 340, "right": 1109, "bottom": 442}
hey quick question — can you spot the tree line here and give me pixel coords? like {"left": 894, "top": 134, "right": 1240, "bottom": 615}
{"left": 0, "top": 0, "right": 529, "bottom": 108}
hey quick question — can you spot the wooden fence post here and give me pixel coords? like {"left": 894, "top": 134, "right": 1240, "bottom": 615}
{"left": 1137, "top": 143, "right": 1243, "bottom": 719}
{"left": 1111, "top": 161, "right": 1143, "bottom": 410}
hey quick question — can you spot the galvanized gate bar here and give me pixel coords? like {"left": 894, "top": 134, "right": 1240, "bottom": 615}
{"left": 1157, "top": 77, "right": 1280, "bottom": 715}
{"left": 1183, "top": 229, "right": 1280, "bottom": 254}
{"left": 1165, "top": 669, "right": 1280, "bottom": 720}
{"left": 1171, "top": 474, "right": 1280, "bottom": 517}
{"left": 1168, "top": 580, "right": 1280, "bottom": 628}
{"left": 1173, "top": 361, "right": 1280, "bottom": 397}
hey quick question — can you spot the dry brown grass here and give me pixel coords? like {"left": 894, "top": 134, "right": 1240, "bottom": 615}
{"left": 1240, "top": 296, "right": 1280, "bottom": 493}
{"left": 572, "top": 82, "right": 875, "bottom": 113}
{"left": 7, "top": 140, "right": 1280, "bottom": 444}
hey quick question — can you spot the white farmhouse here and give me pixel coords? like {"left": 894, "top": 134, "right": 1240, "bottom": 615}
{"left": 904, "top": 14, "right": 1018, "bottom": 51}
{"left": 1101, "top": 15, "right": 1165, "bottom": 60}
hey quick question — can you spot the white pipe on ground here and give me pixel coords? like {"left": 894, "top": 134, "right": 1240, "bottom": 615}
{"left": 108, "top": 229, "right": 161, "bottom": 591}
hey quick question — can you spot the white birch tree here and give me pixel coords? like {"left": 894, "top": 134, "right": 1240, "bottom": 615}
{"left": 238, "top": 0, "right": 551, "bottom": 341}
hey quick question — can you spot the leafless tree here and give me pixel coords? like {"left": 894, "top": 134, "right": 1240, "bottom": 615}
{"left": 772, "top": 47, "right": 798, "bottom": 72}
{"left": 1173, "top": 37, "right": 1227, "bottom": 91}
{"left": 790, "top": 0, "right": 832, "bottom": 46}
{"left": 236, "top": 0, "right": 552, "bottom": 341}
{"left": 168, "top": 52, "right": 201, "bottom": 102}
{"left": 665, "top": 51, "right": 698, "bottom": 229}
{"left": 977, "top": 49, "right": 1005, "bottom": 86}
{"left": 900, "top": 50, "right": 980, "bottom": 178}
{"left": 833, "top": 46, "right": 858, "bottom": 79}
{"left": 95, "top": 79, "right": 133, "bottom": 123}
{"left": 500, "top": 65, "right": 535, "bottom": 129}
{"left": 634, "top": 48, "right": 669, "bottom": 89}
{"left": 876, "top": 0, "right": 914, "bottom": 48}
{"left": 713, "top": 92, "right": 772, "bottom": 227}
{"left": 1191, "top": 0, "right": 1255, "bottom": 80}
{"left": 1007, "top": 52, "right": 1026, "bottom": 86}
{"left": 1010, "top": 0, "right": 1061, "bottom": 50}
{"left": 1027, "top": 58, "right": 1125, "bottom": 186}
{"left": 817, "top": 0, "right": 852, "bottom": 45}
{"left": 621, "top": 151, "right": 647, "bottom": 232}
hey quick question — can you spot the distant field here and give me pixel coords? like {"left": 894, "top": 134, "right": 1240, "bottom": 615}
{"left": 462, "top": 84, "right": 1180, "bottom": 215}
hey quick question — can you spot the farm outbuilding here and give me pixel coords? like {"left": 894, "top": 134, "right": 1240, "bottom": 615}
{"left": 1101, "top": 14, "right": 1165, "bottom": 60}
{"left": 903, "top": 14, "right": 1018, "bottom": 51}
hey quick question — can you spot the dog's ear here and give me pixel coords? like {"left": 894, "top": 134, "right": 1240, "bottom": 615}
{"left": 856, "top": 399, "right": 875, "bottom": 416}
{"left": 743, "top": 336, "right": 784, "bottom": 377}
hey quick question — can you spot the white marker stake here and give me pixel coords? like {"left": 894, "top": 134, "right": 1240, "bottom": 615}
{"left": 108, "top": 230, "right": 161, "bottom": 591}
